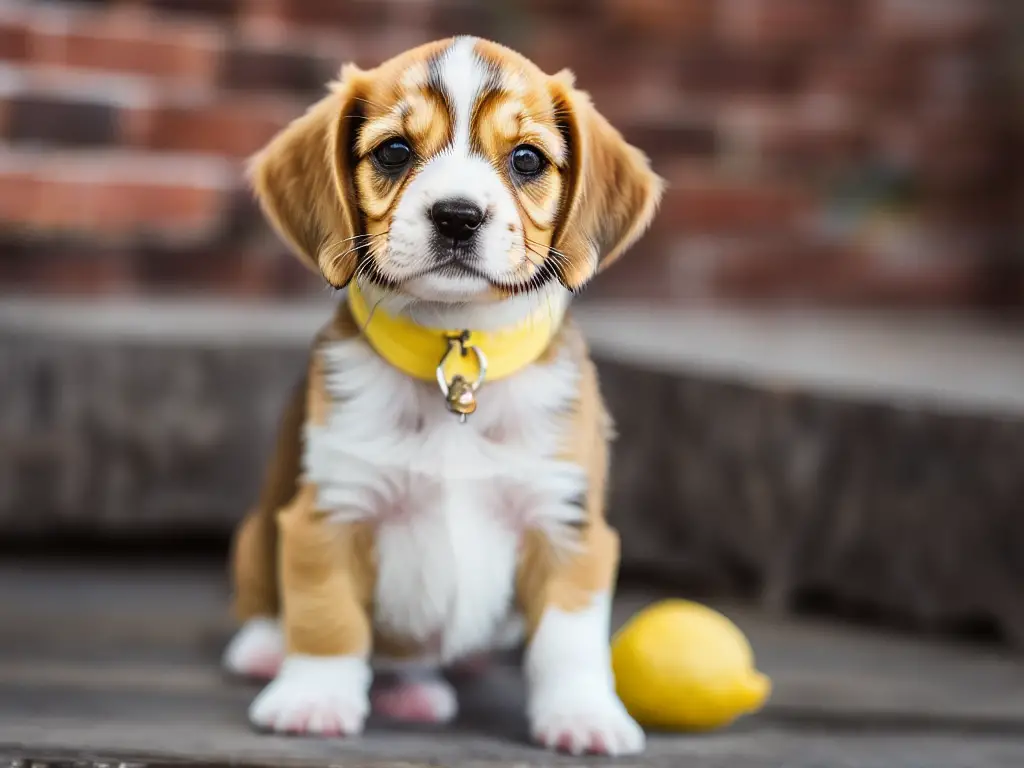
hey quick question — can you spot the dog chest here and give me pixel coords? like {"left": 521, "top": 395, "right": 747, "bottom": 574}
{"left": 304, "top": 337, "right": 587, "bottom": 661}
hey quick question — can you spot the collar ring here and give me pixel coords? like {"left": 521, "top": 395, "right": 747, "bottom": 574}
{"left": 436, "top": 333, "right": 488, "bottom": 423}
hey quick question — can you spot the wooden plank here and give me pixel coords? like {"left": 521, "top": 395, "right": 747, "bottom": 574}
{"left": 5, "top": 560, "right": 1024, "bottom": 728}
{"left": 2, "top": 559, "right": 1024, "bottom": 767}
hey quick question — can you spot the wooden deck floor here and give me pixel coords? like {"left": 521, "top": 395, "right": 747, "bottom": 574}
{"left": 2, "top": 555, "right": 1024, "bottom": 768}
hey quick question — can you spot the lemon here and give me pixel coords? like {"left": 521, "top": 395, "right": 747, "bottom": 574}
{"left": 611, "top": 599, "right": 771, "bottom": 731}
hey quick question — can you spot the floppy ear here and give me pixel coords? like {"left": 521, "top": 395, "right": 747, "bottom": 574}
{"left": 548, "top": 70, "right": 664, "bottom": 292}
{"left": 248, "top": 65, "right": 366, "bottom": 289}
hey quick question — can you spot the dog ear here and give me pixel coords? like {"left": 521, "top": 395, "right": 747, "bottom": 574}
{"left": 248, "top": 64, "right": 366, "bottom": 289}
{"left": 548, "top": 69, "right": 664, "bottom": 292}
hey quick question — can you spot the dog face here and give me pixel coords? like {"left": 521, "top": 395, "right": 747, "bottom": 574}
{"left": 251, "top": 36, "right": 662, "bottom": 307}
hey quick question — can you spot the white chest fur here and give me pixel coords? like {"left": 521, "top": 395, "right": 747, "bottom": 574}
{"left": 303, "top": 335, "right": 587, "bottom": 662}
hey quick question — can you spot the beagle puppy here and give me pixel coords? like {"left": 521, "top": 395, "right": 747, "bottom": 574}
{"left": 223, "top": 36, "right": 663, "bottom": 756}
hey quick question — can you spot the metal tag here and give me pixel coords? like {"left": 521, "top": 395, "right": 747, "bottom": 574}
{"left": 436, "top": 332, "right": 487, "bottom": 424}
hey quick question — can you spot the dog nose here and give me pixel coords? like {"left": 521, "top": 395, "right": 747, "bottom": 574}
{"left": 430, "top": 199, "right": 484, "bottom": 242}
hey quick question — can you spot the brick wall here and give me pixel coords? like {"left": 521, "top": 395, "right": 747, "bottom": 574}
{"left": 0, "top": 0, "right": 1019, "bottom": 307}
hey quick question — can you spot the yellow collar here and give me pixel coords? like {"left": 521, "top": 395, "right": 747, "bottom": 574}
{"left": 346, "top": 282, "right": 560, "bottom": 386}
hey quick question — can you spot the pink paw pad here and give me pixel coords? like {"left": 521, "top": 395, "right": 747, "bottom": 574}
{"left": 282, "top": 707, "right": 345, "bottom": 736}
{"left": 545, "top": 730, "right": 611, "bottom": 756}
{"left": 371, "top": 677, "right": 457, "bottom": 724}
{"left": 280, "top": 706, "right": 315, "bottom": 734}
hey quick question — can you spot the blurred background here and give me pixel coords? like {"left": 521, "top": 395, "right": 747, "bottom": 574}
{"left": 1, "top": 0, "right": 1023, "bottom": 652}
{"left": 0, "top": 0, "right": 1020, "bottom": 304}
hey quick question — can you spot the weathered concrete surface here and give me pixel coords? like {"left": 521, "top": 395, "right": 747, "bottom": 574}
{"left": 2, "top": 558, "right": 1024, "bottom": 768}
{"left": 603, "top": 361, "right": 1024, "bottom": 645}
{"left": 2, "top": 299, "right": 1024, "bottom": 646}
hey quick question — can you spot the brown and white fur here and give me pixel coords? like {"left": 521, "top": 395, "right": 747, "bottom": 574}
{"left": 223, "top": 37, "right": 663, "bottom": 756}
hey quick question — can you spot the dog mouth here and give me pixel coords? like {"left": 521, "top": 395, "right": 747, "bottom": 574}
{"left": 356, "top": 248, "right": 560, "bottom": 297}
{"left": 428, "top": 255, "right": 489, "bottom": 280}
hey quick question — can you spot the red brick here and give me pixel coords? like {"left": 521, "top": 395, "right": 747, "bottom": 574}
{"left": 515, "top": 0, "right": 593, "bottom": 23}
{"left": 0, "top": 97, "right": 9, "bottom": 140}
{"left": 0, "top": 244, "right": 135, "bottom": 296}
{"left": 509, "top": 233, "right": 994, "bottom": 307}
{"left": 242, "top": 0, "right": 390, "bottom": 29}
{"left": 103, "top": 184, "right": 219, "bottom": 233}
{"left": 0, "top": 153, "right": 236, "bottom": 242}
{"left": 220, "top": 42, "right": 336, "bottom": 93}
{"left": 525, "top": 32, "right": 661, "bottom": 93}
{"left": 581, "top": 233, "right": 676, "bottom": 303}
{"left": 677, "top": 48, "right": 803, "bottom": 96}
{"left": 871, "top": 0, "right": 993, "bottom": 43}
{"left": 622, "top": 118, "right": 718, "bottom": 164}
{"left": 26, "top": 9, "right": 222, "bottom": 85}
{"left": 917, "top": 112, "right": 1008, "bottom": 202}
{"left": 142, "top": 0, "right": 241, "bottom": 21}
{"left": 305, "top": 28, "right": 429, "bottom": 73}
{"left": 806, "top": 50, "right": 873, "bottom": 97}
{"left": 0, "top": 238, "right": 318, "bottom": 298}
{"left": 659, "top": 166, "right": 812, "bottom": 234}
{"left": 123, "top": 98, "right": 296, "bottom": 156}
{"left": 859, "top": 43, "right": 932, "bottom": 110}
{"left": 601, "top": 0, "right": 714, "bottom": 42}
{"left": 706, "top": 242, "right": 879, "bottom": 302}
{"left": 6, "top": 94, "right": 118, "bottom": 146}
{"left": 716, "top": 98, "right": 865, "bottom": 173}
{"left": 0, "top": 19, "right": 30, "bottom": 61}
{"left": 133, "top": 243, "right": 318, "bottom": 296}
{"left": 717, "top": 0, "right": 865, "bottom": 47}
{"left": 235, "top": 0, "right": 292, "bottom": 42}
{"left": 0, "top": 170, "right": 41, "bottom": 231}
{"left": 664, "top": 237, "right": 990, "bottom": 307}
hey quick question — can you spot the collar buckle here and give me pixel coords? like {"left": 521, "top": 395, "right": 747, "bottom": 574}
{"left": 436, "top": 331, "right": 488, "bottom": 423}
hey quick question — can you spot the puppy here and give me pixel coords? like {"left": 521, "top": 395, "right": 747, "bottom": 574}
{"left": 223, "top": 36, "right": 662, "bottom": 756}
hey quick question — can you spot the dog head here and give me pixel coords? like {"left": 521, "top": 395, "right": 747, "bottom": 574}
{"left": 251, "top": 36, "right": 663, "bottom": 312}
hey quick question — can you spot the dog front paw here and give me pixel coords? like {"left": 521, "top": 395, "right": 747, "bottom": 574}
{"left": 529, "top": 684, "right": 645, "bottom": 756}
{"left": 249, "top": 655, "right": 370, "bottom": 737}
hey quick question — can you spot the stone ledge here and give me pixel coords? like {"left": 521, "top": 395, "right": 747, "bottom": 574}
{"left": 1, "top": 298, "right": 1023, "bottom": 646}
{"left": 3, "top": 297, "right": 1023, "bottom": 415}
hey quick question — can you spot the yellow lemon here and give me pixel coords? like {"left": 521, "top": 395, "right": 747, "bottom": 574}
{"left": 611, "top": 599, "right": 771, "bottom": 731}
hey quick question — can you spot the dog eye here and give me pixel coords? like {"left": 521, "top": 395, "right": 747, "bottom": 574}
{"left": 510, "top": 145, "right": 545, "bottom": 176}
{"left": 373, "top": 138, "right": 412, "bottom": 170}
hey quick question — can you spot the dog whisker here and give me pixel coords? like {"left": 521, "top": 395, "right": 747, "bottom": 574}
{"left": 523, "top": 236, "right": 571, "bottom": 262}
{"left": 327, "top": 243, "right": 369, "bottom": 269}
{"left": 351, "top": 96, "right": 391, "bottom": 111}
{"left": 333, "top": 231, "right": 389, "bottom": 246}
{"left": 524, "top": 242, "right": 572, "bottom": 276}
{"left": 324, "top": 236, "right": 386, "bottom": 256}
{"left": 322, "top": 230, "right": 393, "bottom": 280}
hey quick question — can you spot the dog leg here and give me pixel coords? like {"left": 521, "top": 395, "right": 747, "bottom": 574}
{"left": 248, "top": 486, "right": 375, "bottom": 737}
{"left": 226, "top": 377, "right": 306, "bottom": 679}
{"left": 225, "top": 505, "right": 283, "bottom": 679}
{"left": 518, "top": 524, "right": 644, "bottom": 757}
